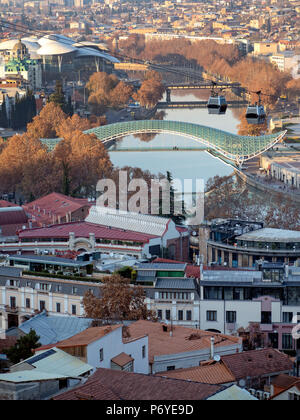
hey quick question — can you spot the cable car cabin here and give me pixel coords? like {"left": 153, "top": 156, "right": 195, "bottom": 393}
{"left": 207, "top": 95, "right": 227, "bottom": 115}
{"left": 246, "top": 104, "right": 266, "bottom": 124}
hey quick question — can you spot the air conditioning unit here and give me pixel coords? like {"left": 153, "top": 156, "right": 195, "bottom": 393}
{"left": 263, "top": 392, "right": 270, "bottom": 400}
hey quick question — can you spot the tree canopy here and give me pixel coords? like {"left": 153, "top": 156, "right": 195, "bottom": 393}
{"left": 3, "top": 329, "right": 41, "bottom": 364}
{"left": 83, "top": 274, "right": 156, "bottom": 322}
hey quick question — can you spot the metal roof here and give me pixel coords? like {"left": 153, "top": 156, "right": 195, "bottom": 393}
{"left": 19, "top": 311, "right": 93, "bottom": 345}
{"left": 12, "top": 347, "right": 93, "bottom": 378}
{"left": 237, "top": 228, "right": 300, "bottom": 243}
{"left": 207, "top": 385, "right": 257, "bottom": 401}
{"left": 9, "top": 254, "right": 91, "bottom": 267}
{"left": 86, "top": 206, "right": 173, "bottom": 237}
{"left": 137, "top": 263, "right": 187, "bottom": 270}
{"left": 155, "top": 278, "right": 197, "bottom": 290}
{"left": 0, "top": 370, "right": 68, "bottom": 383}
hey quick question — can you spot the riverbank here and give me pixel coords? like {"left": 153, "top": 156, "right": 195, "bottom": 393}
{"left": 235, "top": 167, "right": 300, "bottom": 204}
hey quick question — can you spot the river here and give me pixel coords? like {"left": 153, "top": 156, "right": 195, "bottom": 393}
{"left": 108, "top": 91, "right": 244, "bottom": 189}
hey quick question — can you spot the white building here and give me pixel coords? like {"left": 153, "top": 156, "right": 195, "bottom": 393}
{"left": 270, "top": 51, "right": 300, "bottom": 78}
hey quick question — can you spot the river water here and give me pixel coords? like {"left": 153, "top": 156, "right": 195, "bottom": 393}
{"left": 109, "top": 91, "right": 244, "bottom": 189}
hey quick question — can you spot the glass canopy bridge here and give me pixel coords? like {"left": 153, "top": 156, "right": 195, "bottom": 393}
{"left": 41, "top": 120, "right": 286, "bottom": 166}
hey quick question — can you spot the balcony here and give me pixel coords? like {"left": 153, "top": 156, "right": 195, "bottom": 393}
{"left": 5, "top": 305, "right": 19, "bottom": 313}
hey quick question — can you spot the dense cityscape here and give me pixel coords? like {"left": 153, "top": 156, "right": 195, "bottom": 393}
{"left": 0, "top": 0, "right": 299, "bottom": 404}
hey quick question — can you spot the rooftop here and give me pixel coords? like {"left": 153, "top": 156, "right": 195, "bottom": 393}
{"left": 36, "top": 325, "right": 122, "bottom": 351}
{"left": 19, "top": 221, "right": 158, "bottom": 243}
{"left": 9, "top": 254, "right": 91, "bottom": 268}
{"left": 19, "top": 311, "right": 93, "bottom": 346}
{"left": 156, "top": 361, "right": 235, "bottom": 384}
{"left": 237, "top": 228, "right": 300, "bottom": 243}
{"left": 126, "top": 320, "right": 240, "bottom": 362}
{"left": 12, "top": 347, "right": 93, "bottom": 378}
{"left": 53, "top": 368, "right": 222, "bottom": 400}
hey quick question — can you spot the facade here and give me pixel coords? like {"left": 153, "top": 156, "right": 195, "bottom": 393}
{"left": 36, "top": 325, "right": 149, "bottom": 374}
{"left": 261, "top": 154, "right": 300, "bottom": 189}
{"left": 0, "top": 267, "right": 102, "bottom": 331}
{"left": 200, "top": 219, "right": 300, "bottom": 268}
{"left": 270, "top": 51, "right": 300, "bottom": 78}
{"left": 199, "top": 263, "right": 300, "bottom": 352}
{"left": 4, "top": 58, "right": 42, "bottom": 90}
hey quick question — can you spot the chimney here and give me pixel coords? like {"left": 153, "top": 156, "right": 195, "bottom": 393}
{"left": 210, "top": 337, "right": 215, "bottom": 359}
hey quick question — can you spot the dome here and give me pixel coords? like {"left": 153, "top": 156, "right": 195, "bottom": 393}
{"left": 13, "top": 40, "right": 27, "bottom": 52}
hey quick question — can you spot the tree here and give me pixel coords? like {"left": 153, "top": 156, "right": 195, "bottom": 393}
{"left": 83, "top": 274, "right": 157, "bottom": 322}
{"left": 27, "top": 102, "right": 66, "bottom": 139}
{"left": 0, "top": 96, "right": 8, "bottom": 128}
{"left": 237, "top": 113, "right": 268, "bottom": 136}
{"left": 48, "top": 80, "right": 72, "bottom": 115}
{"left": 134, "top": 71, "right": 165, "bottom": 108}
{"left": 3, "top": 329, "right": 41, "bottom": 364}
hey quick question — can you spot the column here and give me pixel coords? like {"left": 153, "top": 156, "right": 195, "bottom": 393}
{"left": 238, "top": 253, "right": 243, "bottom": 267}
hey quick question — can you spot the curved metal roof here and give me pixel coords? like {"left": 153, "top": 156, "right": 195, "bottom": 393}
{"left": 41, "top": 120, "right": 286, "bottom": 164}
{"left": 37, "top": 40, "right": 76, "bottom": 56}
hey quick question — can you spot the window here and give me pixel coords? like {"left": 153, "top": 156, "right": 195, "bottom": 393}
{"left": 289, "top": 393, "right": 300, "bottom": 401}
{"left": 56, "top": 302, "right": 61, "bottom": 313}
{"left": 282, "top": 333, "right": 293, "bottom": 350}
{"left": 283, "top": 312, "right": 293, "bottom": 323}
{"left": 99, "top": 348, "right": 104, "bottom": 362}
{"left": 178, "top": 310, "right": 183, "bottom": 321}
{"left": 165, "top": 310, "right": 171, "bottom": 320}
{"left": 72, "top": 287, "right": 78, "bottom": 294}
{"left": 186, "top": 310, "right": 192, "bottom": 321}
{"left": 40, "top": 300, "right": 46, "bottom": 311}
{"left": 25, "top": 298, "right": 30, "bottom": 309}
{"left": 10, "top": 296, "right": 16, "bottom": 308}
{"left": 167, "top": 366, "right": 175, "bottom": 371}
{"left": 142, "top": 345, "right": 146, "bottom": 359}
{"left": 261, "top": 311, "right": 272, "bottom": 324}
{"left": 72, "top": 305, "right": 76, "bottom": 315}
{"left": 40, "top": 283, "right": 49, "bottom": 291}
{"left": 207, "top": 311, "right": 217, "bottom": 322}
{"left": 157, "top": 309, "right": 162, "bottom": 320}
{"left": 226, "top": 311, "right": 237, "bottom": 324}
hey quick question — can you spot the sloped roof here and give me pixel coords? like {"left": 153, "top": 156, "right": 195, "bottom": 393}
{"left": 221, "top": 349, "right": 293, "bottom": 380}
{"left": 86, "top": 206, "right": 174, "bottom": 237}
{"left": 207, "top": 384, "right": 257, "bottom": 401}
{"left": 126, "top": 320, "right": 240, "bottom": 363}
{"left": 36, "top": 325, "right": 122, "bottom": 351}
{"left": 0, "top": 370, "right": 67, "bottom": 383}
{"left": 155, "top": 278, "right": 197, "bottom": 290}
{"left": 53, "top": 368, "right": 222, "bottom": 400}
{"left": 111, "top": 352, "right": 134, "bottom": 367}
{"left": 19, "top": 312, "right": 93, "bottom": 345}
{"left": 0, "top": 207, "right": 27, "bottom": 225}
{"left": 156, "top": 361, "right": 235, "bottom": 384}
{"left": 19, "top": 221, "right": 158, "bottom": 243}
{"left": 12, "top": 347, "right": 93, "bottom": 378}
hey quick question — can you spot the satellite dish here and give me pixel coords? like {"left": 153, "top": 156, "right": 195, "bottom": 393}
{"left": 214, "top": 355, "right": 221, "bottom": 362}
{"left": 239, "top": 379, "right": 246, "bottom": 388}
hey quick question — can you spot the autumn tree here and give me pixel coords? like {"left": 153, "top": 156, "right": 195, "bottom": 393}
{"left": 83, "top": 274, "right": 157, "bottom": 322}
{"left": 53, "top": 129, "right": 112, "bottom": 197}
{"left": 0, "top": 133, "right": 55, "bottom": 200}
{"left": 27, "top": 102, "right": 67, "bottom": 139}
{"left": 134, "top": 70, "right": 165, "bottom": 108}
{"left": 56, "top": 113, "right": 92, "bottom": 138}
{"left": 86, "top": 72, "right": 133, "bottom": 115}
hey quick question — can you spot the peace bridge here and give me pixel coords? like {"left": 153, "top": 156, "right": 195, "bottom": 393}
{"left": 41, "top": 120, "right": 287, "bottom": 166}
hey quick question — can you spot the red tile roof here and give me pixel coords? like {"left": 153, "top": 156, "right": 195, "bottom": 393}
{"left": 36, "top": 325, "right": 122, "bottom": 351}
{"left": 53, "top": 368, "right": 222, "bottom": 400}
{"left": 0, "top": 208, "right": 28, "bottom": 225}
{"left": 156, "top": 361, "right": 235, "bottom": 384}
{"left": 0, "top": 200, "right": 15, "bottom": 208}
{"left": 111, "top": 352, "right": 134, "bottom": 367}
{"left": 221, "top": 349, "right": 293, "bottom": 381}
{"left": 126, "top": 320, "right": 241, "bottom": 363}
{"left": 23, "top": 192, "right": 93, "bottom": 226}
{"left": 19, "top": 221, "right": 158, "bottom": 243}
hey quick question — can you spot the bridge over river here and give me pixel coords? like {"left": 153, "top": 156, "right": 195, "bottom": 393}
{"left": 41, "top": 120, "right": 286, "bottom": 167}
